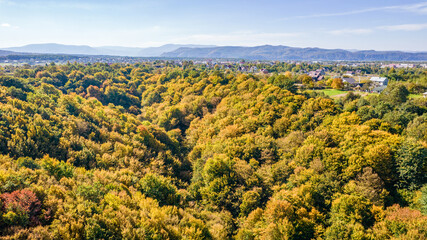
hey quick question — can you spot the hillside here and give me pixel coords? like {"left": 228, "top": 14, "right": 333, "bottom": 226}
{"left": 0, "top": 50, "right": 23, "bottom": 56}
{"left": 5, "top": 43, "right": 103, "bottom": 55}
{"left": 0, "top": 62, "right": 425, "bottom": 239}
{"left": 4, "top": 44, "right": 427, "bottom": 61}
{"left": 2, "top": 43, "right": 216, "bottom": 57}
{"left": 162, "top": 45, "right": 427, "bottom": 61}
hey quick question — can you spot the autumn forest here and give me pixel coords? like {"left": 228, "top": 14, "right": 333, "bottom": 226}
{"left": 0, "top": 61, "right": 426, "bottom": 239}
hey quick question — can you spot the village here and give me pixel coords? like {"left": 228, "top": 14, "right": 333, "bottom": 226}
{"left": 1, "top": 54, "right": 426, "bottom": 97}
{"left": 306, "top": 68, "right": 389, "bottom": 93}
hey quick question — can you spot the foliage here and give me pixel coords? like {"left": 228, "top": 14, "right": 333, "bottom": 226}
{"left": 0, "top": 62, "right": 425, "bottom": 239}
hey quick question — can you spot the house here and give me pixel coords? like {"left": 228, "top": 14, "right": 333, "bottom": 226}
{"left": 356, "top": 83, "right": 364, "bottom": 88}
{"left": 249, "top": 66, "right": 258, "bottom": 72}
{"left": 372, "top": 86, "right": 387, "bottom": 93}
{"left": 308, "top": 71, "right": 319, "bottom": 78}
{"left": 343, "top": 77, "right": 357, "bottom": 85}
{"left": 381, "top": 64, "right": 398, "bottom": 69}
{"left": 424, "top": 92, "right": 427, "bottom": 98}
{"left": 261, "top": 69, "right": 269, "bottom": 74}
{"left": 354, "top": 83, "right": 365, "bottom": 90}
{"left": 308, "top": 69, "right": 324, "bottom": 81}
{"left": 370, "top": 77, "right": 388, "bottom": 86}
{"left": 317, "top": 68, "right": 326, "bottom": 75}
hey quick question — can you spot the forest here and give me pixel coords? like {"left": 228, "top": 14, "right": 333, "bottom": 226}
{"left": 0, "top": 61, "right": 426, "bottom": 239}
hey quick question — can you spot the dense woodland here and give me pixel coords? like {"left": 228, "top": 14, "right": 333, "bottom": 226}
{"left": 0, "top": 61, "right": 426, "bottom": 239}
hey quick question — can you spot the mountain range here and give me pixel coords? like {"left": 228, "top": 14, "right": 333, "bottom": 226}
{"left": 1, "top": 43, "right": 427, "bottom": 61}
{"left": 161, "top": 45, "right": 427, "bottom": 61}
{"left": 0, "top": 50, "right": 29, "bottom": 56}
{"left": 2, "top": 43, "right": 215, "bottom": 57}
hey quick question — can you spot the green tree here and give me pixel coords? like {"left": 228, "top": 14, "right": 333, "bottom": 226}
{"left": 326, "top": 194, "right": 374, "bottom": 240}
{"left": 138, "top": 173, "right": 178, "bottom": 206}
{"left": 395, "top": 139, "right": 427, "bottom": 190}
{"left": 381, "top": 84, "right": 410, "bottom": 104}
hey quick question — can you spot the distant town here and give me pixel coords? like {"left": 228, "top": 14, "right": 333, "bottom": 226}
{"left": 1, "top": 54, "right": 426, "bottom": 97}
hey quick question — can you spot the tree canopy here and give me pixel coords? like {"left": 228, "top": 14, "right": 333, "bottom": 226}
{"left": 0, "top": 61, "right": 425, "bottom": 239}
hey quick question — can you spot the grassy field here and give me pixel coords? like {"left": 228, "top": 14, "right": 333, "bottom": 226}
{"left": 312, "top": 89, "right": 377, "bottom": 98}
{"left": 409, "top": 94, "right": 424, "bottom": 99}
{"left": 317, "top": 90, "right": 423, "bottom": 99}
{"left": 316, "top": 89, "right": 347, "bottom": 96}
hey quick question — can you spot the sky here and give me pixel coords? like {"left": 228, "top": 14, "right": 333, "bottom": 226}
{"left": 0, "top": 0, "right": 427, "bottom": 51}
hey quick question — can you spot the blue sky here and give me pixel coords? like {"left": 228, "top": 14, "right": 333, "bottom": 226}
{"left": 0, "top": 0, "right": 426, "bottom": 51}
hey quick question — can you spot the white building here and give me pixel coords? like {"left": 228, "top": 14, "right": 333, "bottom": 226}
{"left": 370, "top": 77, "right": 388, "bottom": 86}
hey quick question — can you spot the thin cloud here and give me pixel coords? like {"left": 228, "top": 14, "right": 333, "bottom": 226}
{"left": 329, "top": 28, "right": 373, "bottom": 35}
{"left": 0, "top": 1, "right": 143, "bottom": 11}
{"left": 53, "top": 2, "right": 113, "bottom": 10}
{"left": 400, "top": 2, "right": 427, "bottom": 14}
{"left": 379, "top": 23, "right": 427, "bottom": 31}
{"left": 0, "top": 0, "right": 16, "bottom": 6}
{"left": 172, "top": 31, "right": 303, "bottom": 46}
{"left": 328, "top": 22, "right": 427, "bottom": 36}
{"left": 1, "top": 23, "right": 19, "bottom": 29}
{"left": 279, "top": 2, "right": 427, "bottom": 20}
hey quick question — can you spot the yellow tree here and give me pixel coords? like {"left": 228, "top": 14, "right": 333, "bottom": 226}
{"left": 331, "top": 78, "right": 344, "bottom": 90}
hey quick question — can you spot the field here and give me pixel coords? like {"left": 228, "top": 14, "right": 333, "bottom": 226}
{"left": 313, "top": 89, "right": 374, "bottom": 98}
{"left": 409, "top": 94, "right": 424, "bottom": 99}
{"left": 318, "top": 89, "right": 346, "bottom": 96}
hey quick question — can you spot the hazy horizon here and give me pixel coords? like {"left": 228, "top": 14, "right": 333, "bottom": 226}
{"left": 1, "top": 0, "right": 427, "bottom": 51}
{"left": 3, "top": 42, "right": 427, "bottom": 53}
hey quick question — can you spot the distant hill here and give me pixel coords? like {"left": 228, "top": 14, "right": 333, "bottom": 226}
{"left": 3, "top": 44, "right": 427, "bottom": 61}
{"left": 0, "top": 50, "right": 23, "bottom": 56}
{"left": 161, "top": 45, "right": 427, "bottom": 61}
{"left": 2, "top": 43, "right": 216, "bottom": 57}
{"left": 136, "top": 44, "right": 216, "bottom": 57}
{"left": 4, "top": 43, "right": 102, "bottom": 55}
